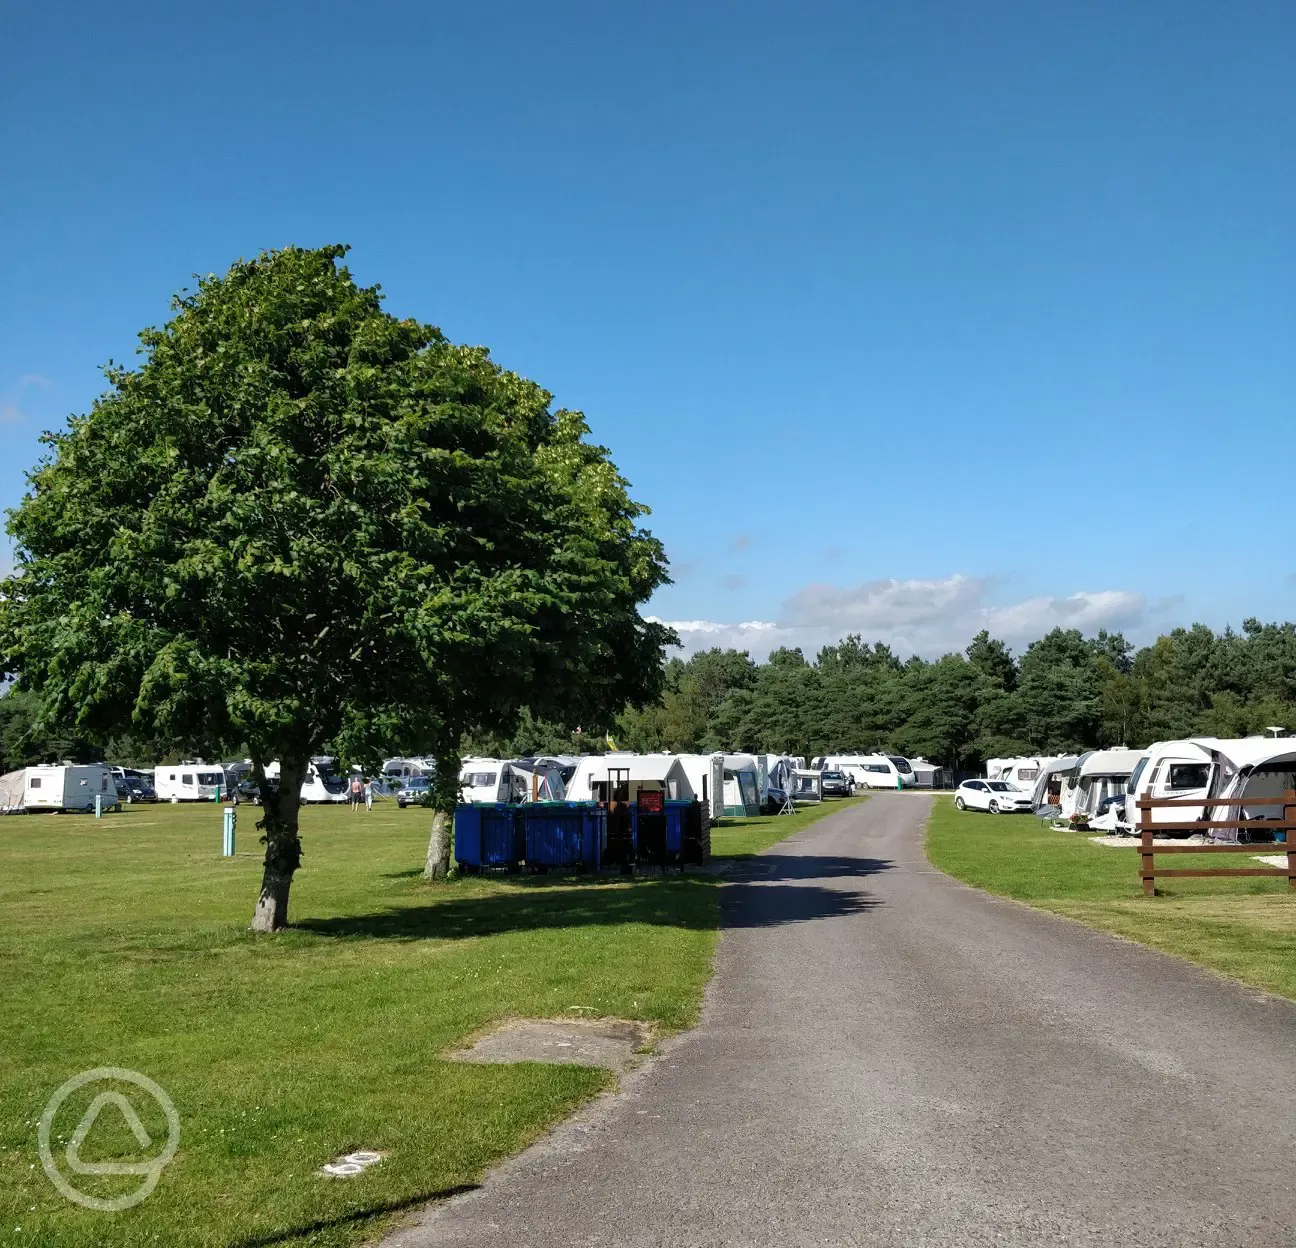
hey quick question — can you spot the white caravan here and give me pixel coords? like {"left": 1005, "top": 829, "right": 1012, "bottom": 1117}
{"left": 1059, "top": 750, "right": 1145, "bottom": 823}
{"left": 675, "top": 754, "right": 726, "bottom": 822}
{"left": 1189, "top": 737, "right": 1296, "bottom": 842}
{"left": 1116, "top": 741, "right": 1215, "bottom": 834}
{"left": 10, "top": 764, "right": 117, "bottom": 813}
{"left": 156, "top": 763, "right": 227, "bottom": 802}
{"left": 457, "top": 758, "right": 565, "bottom": 804}
{"left": 261, "top": 757, "right": 350, "bottom": 804}
{"left": 565, "top": 754, "right": 695, "bottom": 805}
{"left": 997, "top": 758, "right": 1044, "bottom": 792}
{"left": 818, "top": 754, "right": 915, "bottom": 790}
{"left": 1026, "top": 756, "right": 1081, "bottom": 814}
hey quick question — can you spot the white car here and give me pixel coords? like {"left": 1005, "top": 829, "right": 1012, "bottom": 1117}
{"left": 954, "top": 779, "right": 1034, "bottom": 814}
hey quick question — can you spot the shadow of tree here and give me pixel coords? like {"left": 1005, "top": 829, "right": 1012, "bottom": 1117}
{"left": 227, "top": 1184, "right": 479, "bottom": 1247}
{"left": 295, "top": 855, "right": 893, "bottom": 942}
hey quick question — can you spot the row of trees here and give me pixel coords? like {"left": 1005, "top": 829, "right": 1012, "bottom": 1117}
{"left": 606, "top": 621, "right": 1296, "bottom": 768}
{"left": 9, "top": 617, "right": 1294, "bottom": 779}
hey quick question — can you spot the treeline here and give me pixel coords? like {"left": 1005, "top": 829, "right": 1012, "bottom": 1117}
{"left": 607, "top": 620, "right": 1296, "bottom": 769}
{"left": 6, "top": 620, "right": 1296, "bottom": 775}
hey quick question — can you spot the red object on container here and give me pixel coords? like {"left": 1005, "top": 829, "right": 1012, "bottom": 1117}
{"left": 638, "top": 789, "right": 664, "bottom": 813}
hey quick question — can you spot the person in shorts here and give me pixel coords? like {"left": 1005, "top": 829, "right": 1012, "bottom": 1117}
{"left": 349, "top": 773, "right": 363, "bottom": 811}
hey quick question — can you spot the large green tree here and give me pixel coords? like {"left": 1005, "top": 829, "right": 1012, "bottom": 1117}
{"left": 0, "top": 245, "right": 672, "bottom": 929}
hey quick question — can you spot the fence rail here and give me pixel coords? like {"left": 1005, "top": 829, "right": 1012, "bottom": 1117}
{"left": 1136, "top": 792, "right": 1296, "bottom": 896}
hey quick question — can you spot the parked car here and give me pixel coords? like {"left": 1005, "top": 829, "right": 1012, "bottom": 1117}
{"left": 954, "top": 779, "right": 1034, "bottom": 814}
{"left": 821, "top": 769, "right": 852, "bottom": 797}
{"left": 397, "top": 777, "right": 431, "bottom": 808}
{"left": 236, "top": 776, "right": 280, "bottom": 806}
{"left": 114, "top": 775, "right": 156, "bottom": 803}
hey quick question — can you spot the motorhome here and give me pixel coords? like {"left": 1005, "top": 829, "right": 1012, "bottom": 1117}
{"left": 156, "top": 763, "right": 227, "bottom": 803}
{"left": 565, "top": 754, "right": 695, "bottom": 806}
{"left": 5, "top": 764, "right": 117, "bottom": 813}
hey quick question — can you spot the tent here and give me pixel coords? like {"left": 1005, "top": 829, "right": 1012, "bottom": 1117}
{"left": 0, "top": 769, "right": 27, "bottom": 813}
{"left": 1028, "top": 756, "right": 1081, "bottom": 816}
{"left": 908, "top": 758, "right": 946, "bottom": 789}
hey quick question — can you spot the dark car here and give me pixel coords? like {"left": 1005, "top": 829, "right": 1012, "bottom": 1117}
{"left": 397, "top": 777, "right": 431, "bottom": 808}
{"left": 114, "top": 775, "right": 157, "bottom": 802}
{"left": 236, "top": 776, "right": 280, "bottom": 806}
{"left": 821, "top": 769, "right": 852, "bottom": 797}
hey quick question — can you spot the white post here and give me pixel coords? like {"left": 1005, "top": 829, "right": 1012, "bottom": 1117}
{"left": 94, "top": 793, "right": 102, "bottom": 819}
{"left": 223, "top": 806, "right": 236, "bottom": 857}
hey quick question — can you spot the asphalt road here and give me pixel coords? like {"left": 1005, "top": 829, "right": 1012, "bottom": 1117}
{"left": 385, "top": 794, "right": 1296, "bottom": 1247}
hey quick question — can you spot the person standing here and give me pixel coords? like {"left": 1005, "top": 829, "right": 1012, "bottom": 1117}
{"left": 363, "top": 776, "right": 374, "bottom": 812}
{"left": 349, "top": 772, "right": 363, "bottom": 812}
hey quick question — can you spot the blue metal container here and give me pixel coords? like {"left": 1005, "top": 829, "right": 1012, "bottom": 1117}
{"left": 454, "top": 803, "right": 524, "bottom": 869}
{"left": 522, "top": 802, "right": 603, "bottom": 870}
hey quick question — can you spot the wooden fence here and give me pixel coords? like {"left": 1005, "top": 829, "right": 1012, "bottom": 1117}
{"left": 1136, "top": 792, "right": 1296, "bottom": 896}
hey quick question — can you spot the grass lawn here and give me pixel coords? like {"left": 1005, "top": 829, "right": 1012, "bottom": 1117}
{"left": 0, "top": 794, "right": 851, "bottom": 1248}
{"left": 926, "top": 797, "right": 1296, "bottom": 1000}
{"left": 709, "top": 794, "right": 866, "bottom": 858}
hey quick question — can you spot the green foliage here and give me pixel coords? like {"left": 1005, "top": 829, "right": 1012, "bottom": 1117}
{"left": 0, "top": 245, "right": 671, "bottom": 923}
{"left": 610, "top": 621, "right": 1296, "bottom": 770}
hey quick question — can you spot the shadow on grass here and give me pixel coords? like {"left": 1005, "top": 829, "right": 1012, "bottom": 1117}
{"left": 227, "top": 1184, "right": 479, "bottom": 1247}
{"left": 296, "top": 855, "right": 894, "bottom": 942}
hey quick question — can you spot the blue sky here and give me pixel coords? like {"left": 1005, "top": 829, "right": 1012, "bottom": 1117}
{"left": 2, "top": 1, "right": 1292, "bottom": 658}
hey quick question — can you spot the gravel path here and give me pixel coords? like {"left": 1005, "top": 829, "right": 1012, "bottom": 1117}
{"left": 383, "top": 794, "right": 1296, "bottom": 1247}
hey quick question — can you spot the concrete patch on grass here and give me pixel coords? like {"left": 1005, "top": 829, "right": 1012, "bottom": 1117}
{"left": 1087, "top": 834, "right": 1213, "bottom": 848}
{"left": 447, "top": 1019, "right": 651, "bottom": 1071}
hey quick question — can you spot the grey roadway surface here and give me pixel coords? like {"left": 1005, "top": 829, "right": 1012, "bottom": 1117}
{"left": 384, "top": 794, "right": 1296, "bottom": 1247}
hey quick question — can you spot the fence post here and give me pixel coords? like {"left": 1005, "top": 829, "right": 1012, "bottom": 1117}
{"left": 1286, "top": 792, "right": 1296, "bottom": 892}
{"left": 1139, "top": 799, "right": 1155, "bottom": 897}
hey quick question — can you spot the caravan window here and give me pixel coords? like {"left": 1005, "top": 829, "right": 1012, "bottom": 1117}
{"left": 888, "top": 757, "right": 911, "bottom": 772}
{"left": 182, "top": 774, "right": 194, "bottom": 785}
{"left": 197, "top": 771, "right": 223, "bottom": 786}
{"left": 1016, "top": 768, "right": 1039, "bottom": 781}
{"left": 29, "top": 777, "right": 40, "bottom": 789}
{"left": 865, "top": 764, "right": 889, "bottom": 773}
{"left": 465, "top": 772, "right": 497, "bottom": 788}
{"left": 1167, "top": 763, "right": 1209, "bottom": 791}
{"left": 1126, "top": 757, "right": 1149, "bottom": 794}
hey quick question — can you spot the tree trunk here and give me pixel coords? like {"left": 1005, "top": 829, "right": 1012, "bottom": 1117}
{"left": 251, "top": 755, "right": 306, "bottom": 931}
{"left": 423, "top": 809, "right": 452, "bottom": 881}
{"left": 422, "top": 746, "right": 462, "bottom": 881}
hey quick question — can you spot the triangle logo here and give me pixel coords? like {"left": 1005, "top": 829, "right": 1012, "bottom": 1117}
{"left": 66, "top": 1091, "right": 156, "bottom": 1176}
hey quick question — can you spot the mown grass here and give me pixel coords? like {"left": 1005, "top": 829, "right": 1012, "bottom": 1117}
{"left": 0, "top": 794, "right": 843, "bottom": 1248}
{"left": 926, "top": 798, "right": 1296, "bottom": 1000}
{"left": 709, "top": 794, "right": 865, "bottom": 858}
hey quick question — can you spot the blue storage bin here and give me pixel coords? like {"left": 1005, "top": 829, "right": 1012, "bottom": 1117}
{"left": 454, "top": 803, "right": 524, "bottom": 869}
{"left": 523, "top": 802, "right": 603, "bottom": 870}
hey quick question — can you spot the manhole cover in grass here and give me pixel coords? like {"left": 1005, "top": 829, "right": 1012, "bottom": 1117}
{"left": 449, "top": 1019, "right": 650, "bottom": 1071}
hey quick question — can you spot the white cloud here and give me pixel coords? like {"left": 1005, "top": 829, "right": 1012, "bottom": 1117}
{"left": 653, "top": 574, "right": 1151, "bottom": 660}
